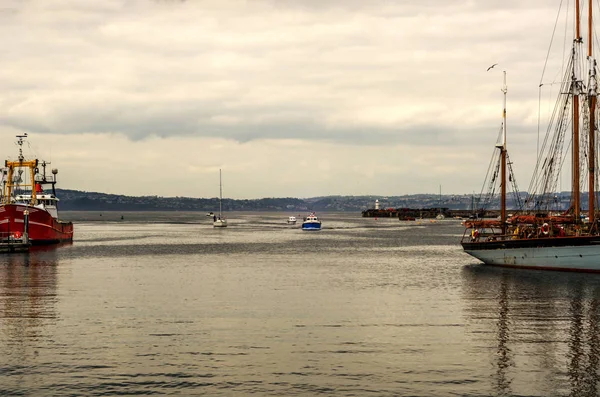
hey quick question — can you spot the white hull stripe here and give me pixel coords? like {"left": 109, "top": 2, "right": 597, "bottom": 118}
{"left": 465, "top": 245, "right": 600, "bottom": 271}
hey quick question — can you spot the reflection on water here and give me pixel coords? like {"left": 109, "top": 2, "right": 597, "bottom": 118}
{"left": 462, "top": 265, "right": 600, "bottom": 397}
{"left": 568, "top": 287, "right": 600, "bottom": 397}
{"left": 1, "top": 249, "right": 59, "bottom": 364}
{"left": 495, "top": 275, "right": 512, "bottom": 396}
{"left": 5, "top": 214, "right": 600, "bottom": 396}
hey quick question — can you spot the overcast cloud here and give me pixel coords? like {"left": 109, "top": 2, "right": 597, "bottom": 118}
{"left": 0, "top": 0, "right": 579, "bottom": 198}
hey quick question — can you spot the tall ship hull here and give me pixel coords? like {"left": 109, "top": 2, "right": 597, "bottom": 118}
{"left": 0, "top": 204, "right": 73, "bottom": 245}
{"left": 462, "top": 236, "right": 600, "bottom": 272}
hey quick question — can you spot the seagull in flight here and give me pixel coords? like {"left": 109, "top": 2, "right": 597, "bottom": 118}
{"left": 487, "top": 63, "right": 498, "bottom": 71}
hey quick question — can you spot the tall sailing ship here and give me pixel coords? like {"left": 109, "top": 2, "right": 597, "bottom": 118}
{"left": 0, "top": 134, "right": 74, "bottom": 244}
{"left": 462, "top": 0, "right": 600, "bottom": 272}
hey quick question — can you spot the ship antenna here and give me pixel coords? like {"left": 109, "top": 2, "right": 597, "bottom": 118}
{"left": 15, "top": 133, "right": 27, "bottom": 162}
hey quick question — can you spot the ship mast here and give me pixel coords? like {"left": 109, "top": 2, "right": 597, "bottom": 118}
{"left": 3, "top": 134, "right": 38, "bottom": 206}
{"left": 500, "top": 71, "right": 507, "bottom": 235}
{"left": 588, "top": 0, "right": 597, "bottom": 226}
{"left": 573, "top": 0, "right": 582, "bottom": 222}
{"left": 219, "top": 168, "right": 223, "bottom": 218}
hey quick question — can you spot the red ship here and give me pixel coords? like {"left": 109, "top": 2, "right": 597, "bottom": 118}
{"left": 0, "top": 134, "right": 73, "bottom": 245}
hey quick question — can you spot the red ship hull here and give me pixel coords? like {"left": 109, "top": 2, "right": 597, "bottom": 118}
{"left": 0, "top": 204, "right": 73, "bottom": 245}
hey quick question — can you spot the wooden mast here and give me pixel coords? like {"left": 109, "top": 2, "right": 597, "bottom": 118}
{"left": 588, "top": 0, "right": 596, "bottom": 226}
{"left": 501, "top": 71, "right": 507, "bottom": 235}
{"left": 573, "top": 0, "right": 582, "bottom": 222}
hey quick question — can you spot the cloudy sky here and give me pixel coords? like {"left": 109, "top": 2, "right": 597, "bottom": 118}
{"left": 0, "top": 0, "right": 581, "bottom": 198}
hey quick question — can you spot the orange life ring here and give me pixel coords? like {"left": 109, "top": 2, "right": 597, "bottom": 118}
{"left": 13, "top": 231, "right": 22, "bottom": 239}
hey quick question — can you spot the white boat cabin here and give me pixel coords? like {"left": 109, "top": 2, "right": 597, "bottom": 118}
{"left": 304, "top": 214, "right": 320, "bottom": 222}
{"left": 14, "top": 194, "right": 60, "bottom": 219}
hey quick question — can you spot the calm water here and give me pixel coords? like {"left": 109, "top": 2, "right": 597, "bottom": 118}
{"left": 1, "top": 212, "right": 600, "bottom": 396}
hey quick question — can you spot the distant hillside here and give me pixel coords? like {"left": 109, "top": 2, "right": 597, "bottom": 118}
{"left": 53, "top": 189, "right": 532, "bottom": 212}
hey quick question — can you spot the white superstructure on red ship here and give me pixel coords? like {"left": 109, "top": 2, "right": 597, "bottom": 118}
{"left": 0, "top": 134, "right": 73, "bottom": 245}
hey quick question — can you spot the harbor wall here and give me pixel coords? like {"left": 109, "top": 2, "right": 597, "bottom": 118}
{"left": 361, "top": 208, "right": 494, "bottom": 219}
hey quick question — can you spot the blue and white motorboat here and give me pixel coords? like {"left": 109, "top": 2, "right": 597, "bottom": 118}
{"left": 301, "top": 213, "right": 321, "bottom": 231}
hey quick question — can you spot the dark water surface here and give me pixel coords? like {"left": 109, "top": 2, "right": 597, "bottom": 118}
{"left": 2, "top": 212, "right": 600, "bottom": 396}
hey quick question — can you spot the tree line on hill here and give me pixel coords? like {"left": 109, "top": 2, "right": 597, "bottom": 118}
{"left": 54, "top": 188, "right": 544, "bottom": 212}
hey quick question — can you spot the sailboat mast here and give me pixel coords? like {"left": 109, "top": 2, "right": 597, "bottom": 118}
{"left": 501, "top": 71, "right": 507, "bottom": 234}
{"left": 219, "top": 168, "right": 223, "bottom": 217}
{"left": 573, "top": 0, "right": 582, "bottom": 222}
{"left": 589, "top": 0, "right": 593, "bottom": 56}
{"left": 588, "top": 0, "right": 597, "bottom": 225}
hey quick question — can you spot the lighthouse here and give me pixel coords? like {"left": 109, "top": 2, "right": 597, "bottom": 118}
{"left": 375, "top": 199, "right": 380, "bottom": 210}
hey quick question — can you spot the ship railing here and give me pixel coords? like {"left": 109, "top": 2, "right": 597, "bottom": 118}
{"left": 461, "top": 229, "right": 514, "bottom": 244}
{"left": 35, "top": 175, "right": 56, "bottom": 184}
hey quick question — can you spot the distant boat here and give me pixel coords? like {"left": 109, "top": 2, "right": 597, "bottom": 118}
{"left": 399, "top": 216, "right": 416, "bottom": 221}
{"left": 436, "top": 185, "right": 445, "bottom": 220}
{"left": 213, "top": 169, "right": 227, "bottom": 228}
{"left": 206, "top": 212, "right": 214, "bottom": 217}
{"left": 301, "top": 213, "right": 321, "bottom": 231}
{"left": 287, "top": 216, "right": 297, "bottom": 224}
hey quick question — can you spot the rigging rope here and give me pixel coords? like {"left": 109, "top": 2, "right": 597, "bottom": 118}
{"left": 541, "top": 0, "right": 566, "bottom": 86}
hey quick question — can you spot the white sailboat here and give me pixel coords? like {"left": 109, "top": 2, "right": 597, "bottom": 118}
{"left": 213, "top": 169, "right": 227, "bottom": 228}
{"left": 436, "top": 185, "right": 445, "bottom": 220}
